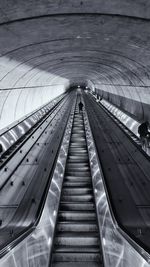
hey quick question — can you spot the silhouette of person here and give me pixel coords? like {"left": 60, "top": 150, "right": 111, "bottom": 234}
{"left": 138, "top": 121, "right": 150, "bottom": 149}
{"left": 78, "top": 101, "right": 84, "bottom": 113}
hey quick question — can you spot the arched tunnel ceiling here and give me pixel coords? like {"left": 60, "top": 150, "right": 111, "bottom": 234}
{"left": 0, "top": 0, "right": 150, "bottom": 129}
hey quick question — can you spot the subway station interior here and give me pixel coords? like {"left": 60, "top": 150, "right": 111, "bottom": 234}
{"left": 0, "top": 1, "right": 150, "bottom": 267}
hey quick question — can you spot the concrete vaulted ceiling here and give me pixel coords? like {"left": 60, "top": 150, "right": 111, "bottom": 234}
{"left": 0, "top": 0, "right": 150, "bottom": 129}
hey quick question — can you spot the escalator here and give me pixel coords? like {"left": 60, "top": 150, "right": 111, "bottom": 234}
{"left": 0, "top": 92, "right": 75, "bottom": 258}
{"left": 51, "top": 104, "right": 104, "bottom": 267}
{"left": 1, "top": 90, "right": 150, "bottom": 267}
{"left": 83, "top": 92, "right": 150, "bottom": 256}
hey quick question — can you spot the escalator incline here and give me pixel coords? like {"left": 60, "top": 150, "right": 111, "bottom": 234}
{"left": 51, "top": 107, "right": 104, "bottom": 267}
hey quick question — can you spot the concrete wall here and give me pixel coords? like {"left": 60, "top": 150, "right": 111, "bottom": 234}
{"left": 0, "top": 0, "right": 150, "bottom": 24}
{"left": 95, "top": 85, "right": 150, "bottom": 122}
{"left": 0, "top": 1, "right": 150, "bottom": 127}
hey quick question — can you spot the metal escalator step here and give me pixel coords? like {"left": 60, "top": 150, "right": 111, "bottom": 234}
{"left": 65, "top": 176, "right": 91, "bottom": 182}
{"left": 70, "top": 142, "right": 86, "bottom": 149}
{"left": 69, "top": 152, "right": 87, "bottom": 155}
{"left": 51, "top": 262, "right": 101, "bottom": 267}
{"left": 60, "top": 202, "right": 95, "bottom": 211}
{"left": 63, "top": 181, "right": 91, "bottom": 187}
{"left": 69, "top": 145, "right": 86, "bottom": 148}
{"left": 68, "top": 153, "right": 88, "bottom": 157}
{"left": 72, "top": 126, "right": 84, "bottom": 129}
{"left": 69, "top": 145, "right": 86, "bottom": 149}
{"left": 73, "top": 122, "right": 83, "bottom": 125}
{"left": 71, "top": 130, "right": 84, "bottom": 133}
{"left": 73, "top": 123, "right": 84, "bottom": 126}
{"left": 53, "top": 246, "right": 100, "bottom": 253}
{"left": 71, "top": 136, "right": 85, "bottom": 140}
{"left": 67, "top": 156, "right": 88, "bottom": 162}
{"left": 73, "top": 122, "right": 83, "bottom": 124}
{"left": 71, "top": 131, "right": 85, "bottom": 135}
{"left": 70, "top": 147, "right": 86, "bottom": 150}
{"left": 66, "top": 162, "right": 89, "bottom": 168}
{"left": 55, "top": 232, "right": 99, "bottom": 237}
{"left": 70, "top": 137, "right": 85, "bottom": 140}
{"left": 68, "top": 155, "right": 88, "bottom": 160}
{"left": 68, "top": 150, "right": 87, "bottom": 154}
{"left": 65, "top": 175, "right": 91, "bottom": 179}
{"left": 67, "top": 156, "right": 88, "bottom": 160}
{"left": 70, "top": 143, "right": 86, "bottom": 147}
{"left": 73, "top": 123, "right": 84, "bottom": 125}
{"left": 72, "top": 130, "right": 84, "bottom": 134}
{"left": 66, "top": 166, "right": 90, "bottom": 172}
{"left": 70, "top": 133, "right": 85, "bottom": 136}
{"left": 58, "top": 211, "right": 96, "bottom": 221}
{"left": 66, "top": 170, "right": 90, "bottom": 175}
{"left": 65, "top": 171, "right": 91, "bottom": 177}
{"left": 54, "top": 236, "right": 99, "bottom": 247}
{"left": 61, "top": 195, "right": 93, "bottom": 202}
{"left": 71, "top": 137, "right": 85, "bottom": 141}
{"left": 52, "top": 252, "right": 101, "bottom": 262}
{"left": 56, "top": 222, "right": 98, "bottom": 232}
{"left": 66, "top": 169, "right": 90, "bottom": 175}
{"left": 62, "top": 188, "right": 92, "bottom": 195}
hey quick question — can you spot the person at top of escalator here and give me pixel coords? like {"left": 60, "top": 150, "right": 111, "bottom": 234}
{"left": 78, "top": 101, "right": 84, "bottom": 113}
{"left": 138, "top": 121, "right": 150, "bottom": 149}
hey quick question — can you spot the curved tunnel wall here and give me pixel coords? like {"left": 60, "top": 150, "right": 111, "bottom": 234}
{"left": 95, "top": 85, "right": 150, "bottom": 122}
{"left": 0, "top": 1, "right": 150, "bottom": 128}
{"left": 0, "top": 84, "right": 67, "bottom": 130}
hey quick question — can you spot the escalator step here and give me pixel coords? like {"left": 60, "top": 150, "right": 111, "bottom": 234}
{"left": 62, "top": 188, "right": 92, "bottom": 195}
{"left": 67, "top": 159, "right": 88, "bottom": 163}
{"left": 56, "top": 222, "right": 98, "bottom": 232}
{"left": 51, "top": 262, "right": 101, "bottom": 267}
{"left": 65, "top": 177, "right": 91, "bottom": 183}
{"left": 67, "top": 158, "right": 88, "bottom": 163}
{"left": 52, "top": 252, "right": 101, "bottom": 262}
{"left": 58, "top": 211, "right": 96, "bottom": 221}
{"left": 65, "top": 171, "right": 91, "bottom": 177}
{"left": 66, "top": 162, "right": 89, "bottom": 168}
{"left": 54, "top": 236, "right": 99, "bottom": 246}
{"left": 60, "top": 202, "right": 95, "bottom": 210}
{"left": 61, "top": 195, "right": 93, "bottom": 202}
{"left": 62, "top": 181, "right": 91, "bottom": 187}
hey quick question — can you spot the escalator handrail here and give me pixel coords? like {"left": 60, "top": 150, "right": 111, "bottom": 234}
{"left": 0, "top": 94, "right": 67, "bottom": 171}
{"left": 0, "top": 93, "right": 66, "bottom": 137}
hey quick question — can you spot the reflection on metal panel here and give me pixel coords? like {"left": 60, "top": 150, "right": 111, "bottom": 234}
{"left": 0, "top": 94, "right": 64, "bottom": 153}
{"left": 83, "top": 109, "right": 150, "bottom": 267}
{"left": 100, "top": 99, "right": 140, "bottom": 136}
